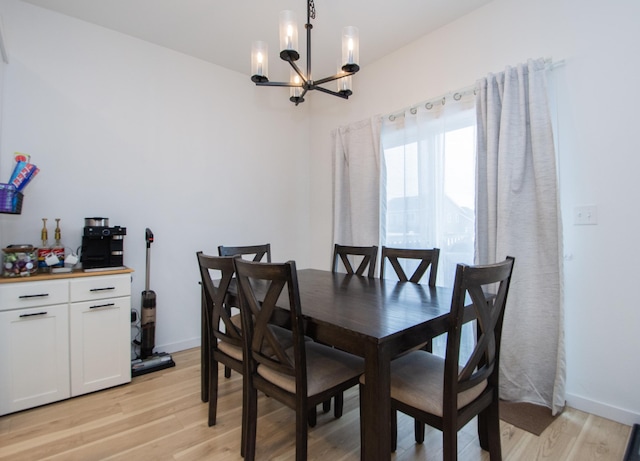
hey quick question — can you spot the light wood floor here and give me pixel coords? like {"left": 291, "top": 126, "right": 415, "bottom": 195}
{"left": 0, "top": 348, "right": 632, "bottom": 461}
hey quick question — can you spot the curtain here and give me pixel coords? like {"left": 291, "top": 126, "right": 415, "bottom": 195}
{"left": 380, "top": 92, "right": 477, "bottom": 358}
{"left": 332, "top": 117, "right": 383, "bottom": 254}
{"left": 475, "top": 58, "right": 565, "bottom": 414}
{"left": 380, "top": 93, "right": 476, "bottom": 289}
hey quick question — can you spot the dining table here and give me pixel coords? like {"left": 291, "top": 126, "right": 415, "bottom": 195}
{"left": 201, "top": 268, "right": 471, "bottom": 461}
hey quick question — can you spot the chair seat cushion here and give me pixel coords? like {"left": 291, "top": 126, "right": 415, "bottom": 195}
{"left": 257, "top": 342, "right": 363, "bottom": 397}
{"left": 219, "top": 317, "right": 309, "bottom": 362}
{"left": 217, "top": 340, "right": 243, "bottom": 361}
{"left": 372, "top": 350, "right": 487, "bottom": 417}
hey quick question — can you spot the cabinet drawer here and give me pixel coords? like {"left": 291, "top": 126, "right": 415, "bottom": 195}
{"left": 0, "top": 280, "right": 69, "bottom": 311}
{"left": 70, "top": 274, "right": 131, "bottom": 302}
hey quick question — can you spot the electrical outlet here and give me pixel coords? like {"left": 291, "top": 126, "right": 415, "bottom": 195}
{"left": 574, "top": 205, "right": 597, "bottom": 225}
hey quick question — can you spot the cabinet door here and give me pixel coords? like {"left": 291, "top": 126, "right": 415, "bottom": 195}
{"left": 0, "top": 304, "right": 70, "bottom": 415}
{"left": 69, "top": 296, "right": 131, "bottom": 396}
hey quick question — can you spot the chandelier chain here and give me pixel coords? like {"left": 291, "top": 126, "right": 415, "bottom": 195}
{"left": 309, "top": 0, "right": 316, "bottom": 20}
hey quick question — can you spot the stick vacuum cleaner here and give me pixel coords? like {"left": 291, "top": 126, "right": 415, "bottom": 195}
{"left": 131, "top": 228, "right": 175, "bottom": 377}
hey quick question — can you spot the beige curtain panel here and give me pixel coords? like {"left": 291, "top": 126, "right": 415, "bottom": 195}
{"left": 475, "top": 58, "right": 565, "bottom": 414}
{"left": 331, "top": 117, "right": 382, "bottom": 253}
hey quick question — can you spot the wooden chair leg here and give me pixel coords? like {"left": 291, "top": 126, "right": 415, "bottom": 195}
{"left": 243, "top": 384, "right": 258, "bottom": 461}
{"left": 323, "top": 399, "right": 331, "bottom": 413}
{"left": 442, "top": 425, "right": 458, "bottom": 461}
{"left": 208, "top": 361, "right": 218, "bottom": 427}
{"left": 478, "top": 399, "right": 502, "bottom": 460}
{"left": 334, "top": 392, "right": 344, "bottom": 418}
{"left": 224, "top": 366, "right": 231, "bottom": 378}
{"left": 414, "top": 418, "right": 425, "bottom": 444}
{"left": 359, "top": 384, "right": 366, "bottom": 457}
{"left": 391, "top": 409, "right": 398, "bottom": 452}
{"left": 297, "top": 406, "right": 309, "bottom": 461}
{"left": 308, "top": 407, "right": 317, "bottom": 427}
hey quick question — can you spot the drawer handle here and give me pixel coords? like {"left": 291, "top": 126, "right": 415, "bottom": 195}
{"left": 19, "top": 312, "right": 47, "bottom": 318}
{"left": 90, "top": 303, "right": 116, "bottom": 309}
{"left": 89, "top": 287, "right": 116, "bottom": 292}
{"left": 18, "top": 293, "right": 49, "bottom": 299}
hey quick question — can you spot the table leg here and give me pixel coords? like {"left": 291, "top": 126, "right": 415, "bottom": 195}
{"left": 201, "top": 285, "right": 209, "bottom": 403}
{"left": 361, "top": 342, "right": 391, "bottom": 461}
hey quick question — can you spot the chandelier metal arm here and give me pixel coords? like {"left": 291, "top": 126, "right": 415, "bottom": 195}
{"left": 313, "top": 85, "right": 349, "bottom": 99}
{"left": 288, "top": 59, "right": 308, "bottom": 84}
{"left": 254, "top": 81, "right": 300, "bottom": 88}
{"left": 313, "top": 71, "right": 356, "bottom": 86}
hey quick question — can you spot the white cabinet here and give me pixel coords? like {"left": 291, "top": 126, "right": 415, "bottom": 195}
{"left": 0, "top": 271, "right": 132, "bottom": 415}
{"left": 69, "top": 275, "right": 131, "bottom": 395}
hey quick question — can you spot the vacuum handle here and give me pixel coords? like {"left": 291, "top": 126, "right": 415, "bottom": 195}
{"left": 145, "top": 228, "right": 153, "bottom": 292}
{"left": 145, "top": 228, "right": 154, "bottom": 247}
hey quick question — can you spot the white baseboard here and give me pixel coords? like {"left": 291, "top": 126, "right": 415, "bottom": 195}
{"left": 154, "top": 337, "right": 201, "bottom": 355}
{"left": 566, "top": 393, "right": 640, "bottom": 426}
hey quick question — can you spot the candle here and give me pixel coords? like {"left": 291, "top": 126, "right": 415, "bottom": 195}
{"left": 286, "top": 25, "right": 293, "bottom": 50}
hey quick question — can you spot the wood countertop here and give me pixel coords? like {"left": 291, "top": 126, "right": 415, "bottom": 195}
{"left": 0, "top": 267, "right": 134, "bottom": 284}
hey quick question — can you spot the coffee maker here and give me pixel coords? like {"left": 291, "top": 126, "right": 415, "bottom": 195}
{"left": 81, "top": 217, "right": 127, "bottom": 270}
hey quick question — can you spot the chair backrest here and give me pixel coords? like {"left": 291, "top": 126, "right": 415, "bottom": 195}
{"left": 332, "top": 244, "right": 378, "bottom": 278}
{"left": 196, "top": 251, "right": 242, "bottom": 350}
{"left": 234, "top": 258, "right": 307, "bottom": 390}
{"left": 380, "top": 246, "right": 440, "bottom": 286}
{"left": 444, "top": 256, "right": 515, "bottom": 408}
{"left": 218, "top": 243, "right": 272, "bottom": 262}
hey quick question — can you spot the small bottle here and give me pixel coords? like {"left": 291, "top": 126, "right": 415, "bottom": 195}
{"left": 51, "top": 218, "right": 64, "bottom": 268}
{"left": 37, "top": 218, "right": 49, "bottom": 271}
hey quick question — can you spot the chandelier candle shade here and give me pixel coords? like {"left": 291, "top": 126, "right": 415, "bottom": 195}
{"left": 250, "top": 0, "right": 360, "bottom": 105}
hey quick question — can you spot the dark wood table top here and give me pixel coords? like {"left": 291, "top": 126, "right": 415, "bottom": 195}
{"left": 287, "top": 269, "right": 455, "bottom": 356}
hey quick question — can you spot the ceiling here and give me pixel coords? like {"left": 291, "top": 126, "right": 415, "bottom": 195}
{"left": 21, "top": 0, "right": 492, "bottom": 82}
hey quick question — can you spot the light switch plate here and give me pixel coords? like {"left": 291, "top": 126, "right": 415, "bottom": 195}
{"left": 574, "top": 205, "right": 598, "bottom": 225}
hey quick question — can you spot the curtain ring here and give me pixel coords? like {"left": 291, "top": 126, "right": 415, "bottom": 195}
{"left": 410, "top": 107, "right": 417, "bottom": 115}
{"left": 454, "top": 92, "right": 462, "bottom": 101}
{"left": 389, "top": 114, "right": 396, "bottom": 121}
{"left": 442, "top": 97, "right": 446, "bottom": 105}
{"left": 425, "top": 102, "right": 433, "bottom": 110}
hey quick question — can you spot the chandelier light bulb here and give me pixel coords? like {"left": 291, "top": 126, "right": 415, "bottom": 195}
{"left": 251, "top": 40, "right": 269, "bottom": 82}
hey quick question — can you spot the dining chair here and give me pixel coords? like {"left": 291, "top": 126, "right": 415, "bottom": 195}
{"left": 332, "top": 243, "right": 378, "bottom": 278}
{"left": 196, "top": 252, "right": 244, "bottom": 432}
{"left": 380, "top": 246, "right": 440, "bottom": 286}
{"left": 364, "top": 256, "right": 515, "bottom": 461}
{"left": 218, "top": 243, "right": 271, "bottom": 262}
{"left": 381, "top": 246, "right": 441, "bottom": 358}
{"left": 235, "top": 258, "right": 364, "bottom": 461}
{"left": 216, "top": 243, "right": 271, "bottom": 377}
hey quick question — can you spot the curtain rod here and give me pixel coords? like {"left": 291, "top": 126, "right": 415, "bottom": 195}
{"left": 386, "top": 86, "right": 475, "bottom": 121}
{"left": 385, "top": 57, "right": 565, "bottom": 122}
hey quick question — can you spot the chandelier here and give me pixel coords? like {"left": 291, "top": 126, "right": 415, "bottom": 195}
{"left": 250, "top": 0, "right": 360, "bottom": 105}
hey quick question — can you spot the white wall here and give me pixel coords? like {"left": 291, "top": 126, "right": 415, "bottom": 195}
{"left": 0, "top": 0, "right": 312, "bottom": 352}
{"left": 308, "top": 0, "right": 640, "bottom": 425}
